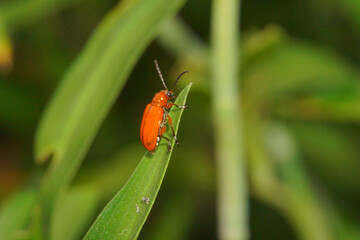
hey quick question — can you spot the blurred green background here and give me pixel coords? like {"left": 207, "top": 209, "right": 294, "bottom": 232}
{"left": 1, "top": 0, "right": 360, "bottom": 239}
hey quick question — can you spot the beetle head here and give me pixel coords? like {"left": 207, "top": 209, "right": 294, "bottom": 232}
{"left": 165, "top": 90, "right": 175, "bottom": 99}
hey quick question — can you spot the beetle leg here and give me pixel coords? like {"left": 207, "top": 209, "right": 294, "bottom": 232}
{"left": 160, "top": 108, "right": 168, "bottom": 126}
{"left": 167, "top": 115, "right": 179, "bottom": 147}
{"left": 165, "top": 102, "right": 173, "bottom": 108}
{"left": 166, "top": 102, "right": 189, "bottom": 109}
{"left": 155, "top": 109, "right": 169, "bottom": 150}
{"left": 174, "top": 103, "right": 189, "bottom": 109}
{"left": 155, "top": 125, "right": 167, "bottom": 150}
{"left": 161, "top": 136, "right": 172, "bottom": 151}
{"left": 159, "top": 126, "right": 166, "bottom": 136}
{"left": 166, "top": 101, "right": 189, "bottom": 109}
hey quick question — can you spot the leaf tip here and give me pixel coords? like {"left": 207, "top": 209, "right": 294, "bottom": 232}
{"left": 35, "top": 147, "right": 56, "bottom": 165}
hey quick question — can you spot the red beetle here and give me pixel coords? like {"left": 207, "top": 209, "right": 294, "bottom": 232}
{"left": 140, "top": 60, "right": 188, "bottom": 152}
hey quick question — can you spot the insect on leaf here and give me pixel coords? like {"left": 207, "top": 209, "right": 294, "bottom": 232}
{"left": 83, "top": 83, "right": 192, "bottom": 240}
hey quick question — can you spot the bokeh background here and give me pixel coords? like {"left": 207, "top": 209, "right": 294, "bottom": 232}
{"left": 1, "top": 0, "right": 360, "bottom": 239}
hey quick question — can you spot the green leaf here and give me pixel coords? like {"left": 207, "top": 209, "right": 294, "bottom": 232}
{"left": 51, "top": 186, "right": 100, "bottom": 240}
{"left": 265, "top": 124, "right": 333, "bottom": 240}
{"left": 34, "top": 0, "right": 185, "bottom": 229}
{"left": 0, "top": 0, "right": 84, "bottom": 30}
{"left": 83, "top": 83, "right": 192, "bottom": 240}
{"left": 289, "top": 122, "right": 360, "bottom": 190}
{"left": 337, "top": 0, "right": 360, "bottom": 31}
{"left": 243, "top": 39, "right": 360, "bottom": 95}
{"left": 241, "top": 25, "right": 286, "bottom": 70}
{"left": 0, "top": 188, "right": 38, "bottom": 240}
{"left": 275, "top": 85, "right": 360, "bottom": 122}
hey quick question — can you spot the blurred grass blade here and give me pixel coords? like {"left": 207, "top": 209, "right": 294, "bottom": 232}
{"left": 289, "top": 123, "right": 360, "bottom": 190}
{"left": 34, "top": 0, "right": 186, "bottom": 230}
{"left": 241, "top": 25, "right": 286, "bottom": 70}
{"left": 275, "top": 85, "right": 360, "bottom": 122}
{"left": 83, "top": 83, "right": 192, "bottom": 240}
{"left": 0, "top": 0, "right": 84, "bottom": 30}
{"left": 266, "top": 123, "right": 333, "bottom": 240}
{"left": 243, "top": 39, "right": 360, "bottom": 94}
{"left": 0, "top": 188, "right": 38, "bottom": 240}
{"left": 338, "top": 0, "right": 360, "bottom": 30}
{"left": 51, "top": 186, "right": 100, "bottom": 240}
{"left": 211, "top": 0, "right": 248, "bottom": 239}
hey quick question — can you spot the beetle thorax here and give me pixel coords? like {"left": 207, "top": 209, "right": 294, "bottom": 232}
{"left": 151, "top": 91, "right": 168, "bottom": 107}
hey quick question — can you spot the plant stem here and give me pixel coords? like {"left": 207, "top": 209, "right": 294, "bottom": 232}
{"left": 211, "top": 0, "right": 248, "bottom": 240}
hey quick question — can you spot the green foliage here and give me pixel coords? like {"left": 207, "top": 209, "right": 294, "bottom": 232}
{"left": 0, "top": 0, "right": 84, "bottom": 30}
{"left": 51, "top": 186, "right": 100, "bottom": 240}
{"left": 34, "top": 0, "right": 185, "bottom": 235}
{"left": 1, "top": 0, "right": 360, "bottom": 240}
{"left": 0, "top": 189, "right": 38, "bottom": 240}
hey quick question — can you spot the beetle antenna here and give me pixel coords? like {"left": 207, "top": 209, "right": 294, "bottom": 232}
{"left": 172, "top": 71, "right": 189, "bottom": 90}
{"left": 154, "top": 60, "right": 168, "bottom": 90}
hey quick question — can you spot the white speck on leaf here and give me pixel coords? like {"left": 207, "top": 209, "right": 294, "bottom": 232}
{"left": 142, "top": 197, "right": 150, "bottom": 204}
{"left": 119, "top": 229, "right": 128, "bottom": 236}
